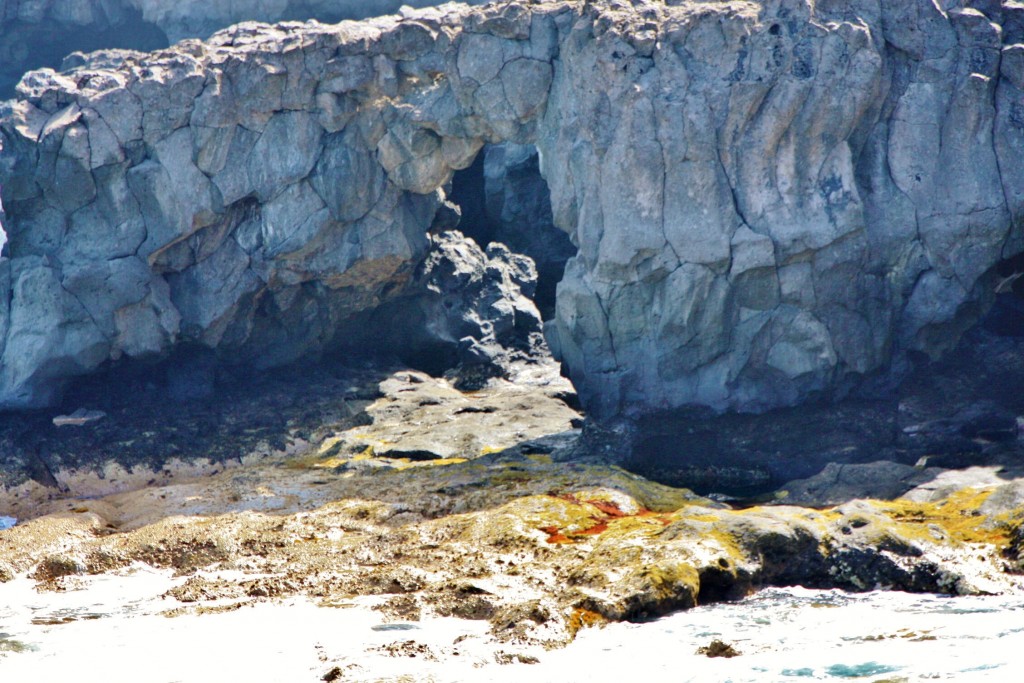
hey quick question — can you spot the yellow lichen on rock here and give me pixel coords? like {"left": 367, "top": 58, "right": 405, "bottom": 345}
{"left": 3, "top": 423, "right": 1024, "bottom": 650}
{"left": 869, "top": 488, "right": 1013, "bottom": 547}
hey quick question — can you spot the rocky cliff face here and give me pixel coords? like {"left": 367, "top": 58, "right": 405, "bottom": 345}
{"left": 0, "top": 0, "right": 168, "bottom": 101}
{"left": 2, "top": 0, "right": 1023, "bottom": 418}
{"left": 127, "top": 1, "right": 490, "bottom": 43}
{"left": 0, "top": 0, "right": 491, "bottom": 98}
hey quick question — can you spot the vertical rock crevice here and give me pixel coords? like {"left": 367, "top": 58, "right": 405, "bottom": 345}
{"left": 450, "top": 142, "right": 575, "bottom": 322}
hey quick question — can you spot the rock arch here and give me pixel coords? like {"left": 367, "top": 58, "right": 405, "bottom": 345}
{"left": 2, "top": 0, "right": 1023, "bottom": 418}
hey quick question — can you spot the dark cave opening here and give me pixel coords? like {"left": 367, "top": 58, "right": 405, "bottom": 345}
{"left": 449, "top": 143, "right": 576, "bottom": 322}
{"left": 981, "top": 250, "right": 1024, "bottom": 338}
{"left": 305, "top": 143, "right": 579, "bottom": 390}
{"left": 40, "top": 145, "right": 577, "bottom": 416}
{"left": 57, "top": 345, "right": 228, "bottom": 412}
{"left": 449, "top": 153, "right": 492, "bottom": 243}
{"left": 328, "top": 297, "right": 463, "bottom": 380}
{"left": 622, "top": 399, "right": 896, "bottom": 499}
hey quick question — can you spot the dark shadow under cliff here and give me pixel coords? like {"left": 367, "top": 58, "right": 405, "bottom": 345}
{"left": 616, "top": 281, "right": 1024, "bottom": 501}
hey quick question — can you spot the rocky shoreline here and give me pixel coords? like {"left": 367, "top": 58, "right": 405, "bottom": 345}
{"left": 1, "top": 0, "right": 1024, "bottom": 670}
{"left": 2, "top": 332, "right": 1024, "bottom": 655}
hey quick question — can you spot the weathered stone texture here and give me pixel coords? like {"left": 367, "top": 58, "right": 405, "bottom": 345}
{"left": 2, "top": 0, "right": 1023, "bottom": 418}
{"left": 0, "top": 1, "right": 495, "bottom": 98}
{"left": 543, "top": 0, "right": 1024, "bottom": 417}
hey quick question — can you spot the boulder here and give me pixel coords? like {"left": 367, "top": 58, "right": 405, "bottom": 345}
{"left": 780, "top": 461, "right": 941, "bottom": 508}
{"left": 335, "top": 230, "right": 548, "bottom": 388}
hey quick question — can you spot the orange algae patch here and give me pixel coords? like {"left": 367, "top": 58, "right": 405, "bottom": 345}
{"left": 537, "top": 494, "right": 674, "bottom": 543}
{"left": 539, "top": 525, "right": 574, "bottom": 544}
{"left": 574, "top": 520, "right": 610, "bottom": 536}
{"left": 585, "top": 499, "right": 628, "bottom": 518}
{"left": 550, "top": 491, "right": 584, "bottom": 505}
{"left": 567, "top": 607, "right": 606, "bottom": 636}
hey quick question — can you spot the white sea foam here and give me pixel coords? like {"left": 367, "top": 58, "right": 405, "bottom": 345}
{"left": 1, "top": 570, "right": 1022, "bottom": 682}
{"left": 545, "top": 587, "right": 1024, "bottom": 682}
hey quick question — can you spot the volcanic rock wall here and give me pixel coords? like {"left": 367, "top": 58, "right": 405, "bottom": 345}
{"left": 0, "top": 0, "right": 168, "bottom": 101}
{"left": 127, "top": 1, "right": 490, "bottom": 43}
{"left": 0, "top": 0, "right": 491, "bottom": 98}
{"left": 2, "top": 0, "right": 1024, "bottom": 418}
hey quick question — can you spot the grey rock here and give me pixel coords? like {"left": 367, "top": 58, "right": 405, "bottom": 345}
{"left": 247, "top": 111, "right": 322, "bottom": 203}
{"left": 780, "top": 461, "right": 942, "bottom": 508}
{"left": 337, "top": 230, "right": 546, "bottom": 389}
{"left": 129, "top": 1, "right": 492, "bottom": 44}
{"left": 52, "top": 407, "right": 106, "bottom": 427}
{"left": 903, "top": 466, "right": 1018, "bottom": 504}
{"left": 330, "top": 365, "right": 579, "bottom": 464}
{"left": 0, "top": 1, "right": 496, "bottom": 99}
{"left": 1, "top": 0, "right": 1024, "bottom": 419}
{"left": 310, "top": 129, "right": 386, "bottom": 223}
{"left": 978, "top": 478, "right": 1024, "bottom": 517}
{"left": 0, "top": 257, "right": 108, "bottom": 407}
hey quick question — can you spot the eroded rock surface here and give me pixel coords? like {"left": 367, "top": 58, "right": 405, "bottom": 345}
{"left": 0, "top": 430, "right": 1021, "bottom": 650}
{"left": 0, "top": 336, "right": 1022, "bottom": 651}
{"left": 333, "top": 230, "right": 550, "bottom": 388}
{"left": 0, "top": 1, "right": 492, "bottom": 98}
{"left": 125, "top": 0, "right": 490, "bottom": 44}
{"left": 3, "top": 0, "right": 1024, "bottom": 417}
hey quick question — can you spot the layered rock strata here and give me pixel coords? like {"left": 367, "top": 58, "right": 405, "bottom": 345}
{"left": 2, "top": 0, "right": 1024, "bottom": 417}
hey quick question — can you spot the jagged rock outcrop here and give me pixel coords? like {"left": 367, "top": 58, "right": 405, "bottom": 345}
{"left": 334, "top": 230, "right": 547, "bottom": 388}
{"left": 0, "top": 0, "right": 168, "bottom": 101}
{"left": 0, "top": 0, "right": 490, "bottom": 98}
{"left": 127, "top": 1, "right": 490, "bottom": 44}
{"left": 2, "top": 0, "right": 1024, "bottom": 418}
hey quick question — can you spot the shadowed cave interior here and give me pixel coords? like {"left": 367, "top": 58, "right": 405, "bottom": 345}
{"left": 449, "top": 143, "right": 575, "bottom": 323}
{"left": 40, "top": 144, "right": 573, "bottom": 405}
